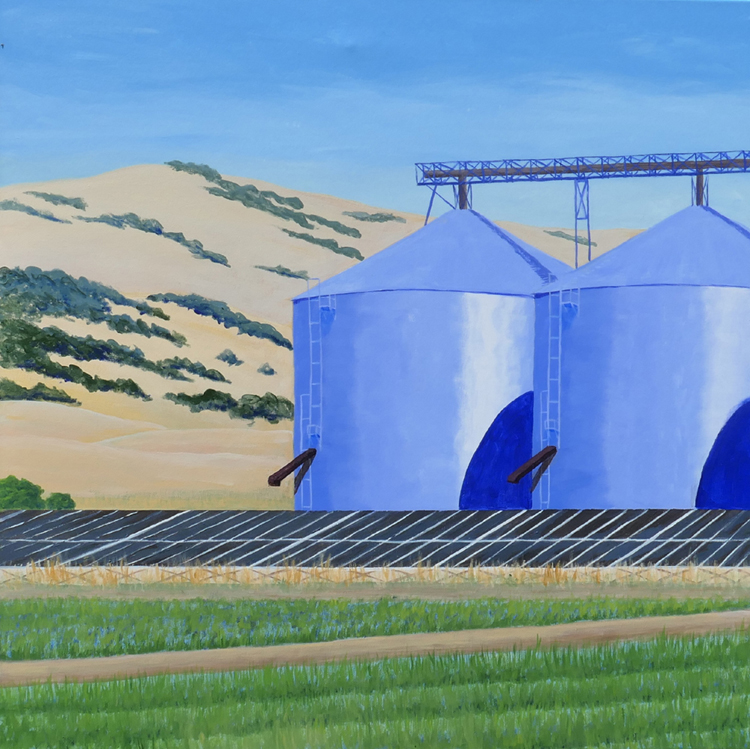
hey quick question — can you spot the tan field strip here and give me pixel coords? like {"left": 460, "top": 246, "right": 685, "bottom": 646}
{"left": 5, "top": 562, "right": 750, "bottom": 590}
{"left": 3, "top": 609, "right": 750, "bottom": 688}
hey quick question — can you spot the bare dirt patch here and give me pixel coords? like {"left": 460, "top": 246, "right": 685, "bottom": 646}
{"left": 2, "top": 609, "right": 748, "bottom": 688}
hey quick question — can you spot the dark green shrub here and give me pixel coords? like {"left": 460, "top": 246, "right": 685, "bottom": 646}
{"left": 24, "top": 191, "right": 87, "bottom": 211}
{"left": 0, "top": 267, "right": 176, "bottom": 343}
{"left": 543, "top": 229, "right": 598, "bottom": 248}
{"left": 232, "top": 392, "right": 293, "bottom": 424}
{"left": 281, "top": 229, "right": 363, "bottom": 261}
{"left": 164, "top": 389, "right": 237, "bottom": 414}
{"left": 255, "top": 265, "right": 309, "bottom": 280}
{"left": 0, "top": 476, "right": 45, "bottom": 510}
{"left": 166, "top": 160, "right": 224, "bottom": 184}
{"left": 0, "top": 378, "right": 79, "bottom": 405}
{"left": 148, "top": 293, "right": 292, "bottom": 350}
{"left": 343, "top": 210, "right": 406, "bottom": 224}
{"left": 166, "top": 160, "right": 362, "bottom": 237}
{"left": 0, "top": 199, "right": 70, "bottom": 224}
{"left": 0, "top": 319, "right": 154, "bottom": 400}
{"left": 0, "top": 477, "right": 76, "bottom": 510}
{"left": 45, "top": 492, "right": 75, "bottom": 510}
{"left": 77, "top": 213, "right": 229, "bottom": 266}
{"left": 216, "top": 349, "right": 243, "bottom": 366}
{"left": 164, "top": 389, "right": 293, "bottom": 424}
{"left": 166, "top": 160, "right": 305, "bottom": 210}
{"left": 159, "top": 356, "right": 227, "bottom": 382}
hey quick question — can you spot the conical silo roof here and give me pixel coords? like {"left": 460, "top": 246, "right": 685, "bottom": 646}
{"left": 295, "top": 209, "right": 570, "bottom": 299}
{"left": 545, "top": 206, "right": 750, "bottom": 292}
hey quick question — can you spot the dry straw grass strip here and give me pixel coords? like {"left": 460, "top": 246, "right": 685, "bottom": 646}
{"left": 2, "top": 561, "right": 750, "bottom": 587}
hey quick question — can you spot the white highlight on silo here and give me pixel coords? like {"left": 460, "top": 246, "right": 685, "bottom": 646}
{"left": 454, "top": 294, "right": 534, "bottom": 490}
{"left": 700, "top": 287, "right": 750, "bottom": 468}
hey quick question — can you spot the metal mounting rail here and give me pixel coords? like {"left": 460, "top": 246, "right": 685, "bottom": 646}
{"left": 416, "top": 151, "right": 750, "bottom": 186}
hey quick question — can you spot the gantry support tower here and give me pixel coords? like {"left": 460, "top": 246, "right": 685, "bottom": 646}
{"left": 416, "top": 150, "right": 750, "bottom": 267}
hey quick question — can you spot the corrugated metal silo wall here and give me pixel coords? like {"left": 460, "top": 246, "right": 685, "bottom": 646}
{"left": 294, "top": 289, "right": 535, "bottom": 511}
{"left": 533, "top": 286, "right": 750, "bottom": 509}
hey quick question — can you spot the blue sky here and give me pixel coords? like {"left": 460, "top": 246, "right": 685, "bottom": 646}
{"left": 1, "top": 0, "right": 750, "bottom": 228}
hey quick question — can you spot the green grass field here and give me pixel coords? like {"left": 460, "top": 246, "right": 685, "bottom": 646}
{"left": 3, "top": 595, "right": 749, "bottom": 660}
{"left": 2, "top": 633, "right": 750, "bottom": 748}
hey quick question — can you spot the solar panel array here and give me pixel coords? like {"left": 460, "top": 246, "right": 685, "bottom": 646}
{"left": 2, "top": 509, "right": 750, "bottom": 567}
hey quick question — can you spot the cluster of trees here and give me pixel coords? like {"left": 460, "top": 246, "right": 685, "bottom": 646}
{"left": 25, "top": 191, "right": 87, "bottom": 210}
{"left": 282, "top": 229, "right": 363, "bottom": 261}
{"left": 0, "top": 265, "right": 170, "bottom": 325}
{"left": 148, "top": 292, "right": 292, "bottom": 350}
{"left": 255, "top": 264, "right": 309, "bottom": 280}
{"left": 166, "top": 160, "right": 362, "bottom": 238}
{"left": 343, "top": 210, "right": 406, "bottom": 224}
{"left": 0, "top": 475, "right": 75, "bottom": 510}
{"left": 77, "top": 212, "right": 229, "bottom": 266}
{"left": 0, "top": 316, "right": 229, "bottom": 402}
{"left": 0, "top": 377, "right": 79, "bottom": 405}
{"left": 0, "top": 198, "right": 70, "bottom": 224}
{"left": 164, "top": 388, "right": 293, "bottom": 424}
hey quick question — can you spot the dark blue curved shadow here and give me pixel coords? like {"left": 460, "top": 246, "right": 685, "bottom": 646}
{"left": 697, "top": 398, "right": 750, "bottom": 509}
{"left": 459, "top": 391, "right": 533, "bottom": 510}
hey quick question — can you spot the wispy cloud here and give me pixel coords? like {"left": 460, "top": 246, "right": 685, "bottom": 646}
{"left": 5, "top": 70, "right": 748, "bottom": 228}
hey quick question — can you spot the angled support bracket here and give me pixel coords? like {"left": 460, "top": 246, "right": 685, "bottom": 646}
{"left": 507, "top": 446, "right": 558, "bottom": 492}
{"left": 268, "top": 448, "right": 317, "bottom": 494}
{"left": 424, "top": 186, "right": 459, "bottom": 225}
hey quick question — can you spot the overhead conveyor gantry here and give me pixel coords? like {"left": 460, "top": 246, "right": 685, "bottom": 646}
{"left": 415, "top": 150, "right": 750, "bottom": 267}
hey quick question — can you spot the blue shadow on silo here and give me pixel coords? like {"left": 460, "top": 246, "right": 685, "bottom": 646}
{"left": 459, "top": 391, "right": 533, "bottom": 510}
{"left": 697, "top": 399, "right": 750, "bottom": 510}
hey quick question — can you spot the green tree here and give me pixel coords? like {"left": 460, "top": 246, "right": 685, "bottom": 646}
{"left": 0, "top": 475, "right": 45, "bottom": 510}
{"left": 46, "top": 492, "right": 75, "bottom": 510}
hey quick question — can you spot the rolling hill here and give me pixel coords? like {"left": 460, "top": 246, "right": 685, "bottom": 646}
{"left": 0, "top": 163, "right": 640, "bottom": 509}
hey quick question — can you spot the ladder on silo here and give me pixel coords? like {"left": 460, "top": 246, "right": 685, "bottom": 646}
{"left": 539, "top": 288, "right": 579, "bottom": 509}
{"left": 299, "top": 281, "right": 336, "bottom": 510}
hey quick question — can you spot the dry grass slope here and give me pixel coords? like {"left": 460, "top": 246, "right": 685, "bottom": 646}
{"left": 0, "top": 164, "right": 641, "bottom": 508}
{"left": 3, "top": 560, "right": 750, "bottom": 589}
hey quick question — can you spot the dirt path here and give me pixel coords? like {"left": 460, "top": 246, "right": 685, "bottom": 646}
{"left": 3, "top": 609, "right": 750, "bottom": 688}
{"left": 2, "top": 581, "right": 750, "bottom": 601}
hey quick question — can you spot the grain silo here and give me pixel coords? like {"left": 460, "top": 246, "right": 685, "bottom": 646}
{"left": 293, "top": 209, "right": 569, "bottom": 511}
{"left": 533, "top": 205, "right": 750, "bottom": 510}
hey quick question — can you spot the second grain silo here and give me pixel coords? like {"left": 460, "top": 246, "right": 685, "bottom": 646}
{"left": 533, "top": 205, "right": 750, "bottom": 511}
{"left": 293, "top": 209, "right": 569, "bottom": 511}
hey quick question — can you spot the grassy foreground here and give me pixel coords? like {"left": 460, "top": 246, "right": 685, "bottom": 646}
{"left": 1, "top": 634, "right": 749, "bottom": 748}
{"left": 2, "top": 595, "right": 750, "bottom": 660}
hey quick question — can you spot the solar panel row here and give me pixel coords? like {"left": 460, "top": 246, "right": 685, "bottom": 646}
{"left": 1, "top": 509, "right": 750, "bottom": 567}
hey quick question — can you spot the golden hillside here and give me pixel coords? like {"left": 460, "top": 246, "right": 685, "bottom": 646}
{"left": 0, "top": 163, "right": 640, "bottom": 509}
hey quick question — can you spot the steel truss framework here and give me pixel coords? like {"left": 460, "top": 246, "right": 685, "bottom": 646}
{"left": 3, "top": 509, "right": 750, "bottom": 568}
{"left": 416, "top": 151, "right": 750, "bottom": 186}
{"left": 416, "top": 151, "right": 750, "bottom": 264}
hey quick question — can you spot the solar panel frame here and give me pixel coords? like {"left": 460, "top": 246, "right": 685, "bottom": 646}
{"left": 2, "top": 509, "right": 750, "bottom": 567}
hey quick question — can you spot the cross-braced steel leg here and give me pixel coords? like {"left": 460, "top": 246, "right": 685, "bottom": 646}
{"left": 574, "top": 178, "right": 592, "bottom": 268}
{"left": 693, "top": 172, "right": 709, "bottom": 207}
